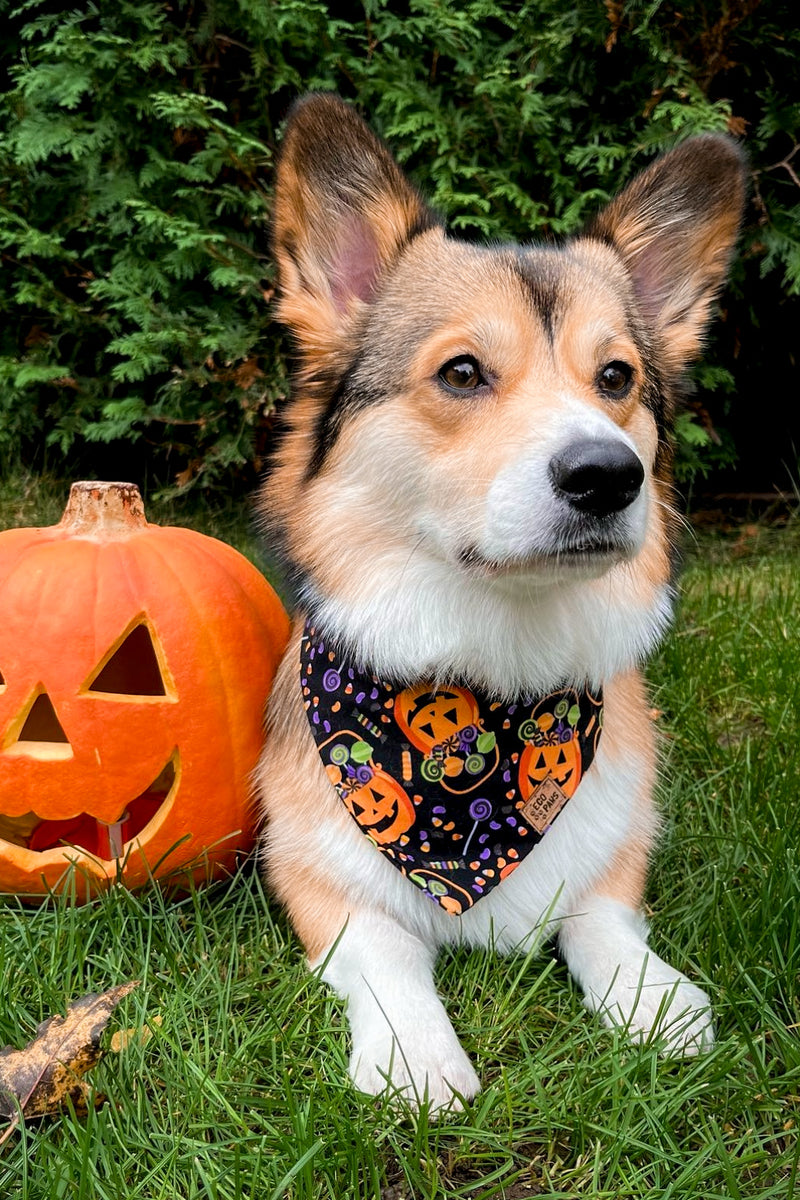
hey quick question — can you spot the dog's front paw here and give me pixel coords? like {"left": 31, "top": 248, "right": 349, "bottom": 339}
{"left": 590, "top": 957, "right": 714, "bottom": 1056}
{"left": 350, "top": 1032, "right": 481, "bottom": 1113}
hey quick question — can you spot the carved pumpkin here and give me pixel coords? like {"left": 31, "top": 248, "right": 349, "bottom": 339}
{"left": 0, "top": 482, "right": 289, "bottom": 899}
{"left": 517, "top": 695, "right": 585, "bottom": 802}
{"left": 518, "top": 731, "right": 582, "bottom": 800}
{"left": 394, "top": 685, "right": 480, "bottom": 755}
{"left": 327, "top": 752, "right": 416, "bottom": 845}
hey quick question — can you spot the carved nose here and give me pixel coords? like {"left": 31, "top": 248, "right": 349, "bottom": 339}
{"left": 549, "top": 438, "right": 644, "bottom": 516}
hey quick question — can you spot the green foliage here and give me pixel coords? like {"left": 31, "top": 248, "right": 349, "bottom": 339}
{"left": 1, "top": 0, "right": 798, "bottom": 491}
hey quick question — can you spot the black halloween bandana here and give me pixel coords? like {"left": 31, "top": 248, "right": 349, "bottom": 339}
{"left": 301, "top": 622, "right": 603, "bottom": 915}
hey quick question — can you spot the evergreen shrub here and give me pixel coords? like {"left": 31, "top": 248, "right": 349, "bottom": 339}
{"left": 1, "top": 0, "right": 798, "bottom": 493}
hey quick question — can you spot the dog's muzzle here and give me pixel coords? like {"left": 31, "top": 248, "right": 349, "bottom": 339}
{"left": 549, "top": 438, "right": 644, "bottom": 517}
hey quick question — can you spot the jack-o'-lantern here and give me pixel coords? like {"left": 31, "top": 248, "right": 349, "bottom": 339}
{"left": 517, "top": 696, "right": 585, "bottom": 801}
{"left": 395, "top": 685, "right": 480, "bottom": 755}
{"left": 0, "top": 482, "right": 289, "bottom": 899}
{"left": 329, "top": 756, "right": 415, "bottom": 845}
{"left": 519, "top": 737, "right": 582, "bottom": 800}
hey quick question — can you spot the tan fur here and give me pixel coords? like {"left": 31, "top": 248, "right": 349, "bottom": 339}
{"left": 589, "top": 139, "right": 746, "bottom": 375}
{"left": 587, "top": 670, "right": 659, "bottom": 909}
{"left": 271, "top": 93, "right": 432, "bottom": 387}
{"left": 261, "top": 230, "right": 675, "bottom": 615}
{"left": 260, "top": 626, "right": 352, "bottom": 959}
{"left": 256, "top": 96, "right": 747, "bottom": 1105}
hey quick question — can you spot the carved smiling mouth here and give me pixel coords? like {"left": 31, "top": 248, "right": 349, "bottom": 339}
{"left": 0, "top": 752, "right": 179, "bottom": 859}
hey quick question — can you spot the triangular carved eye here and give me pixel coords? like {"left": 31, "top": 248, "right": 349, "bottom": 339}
{"left": 20, "top": 693, "right": 69, "bottom": 743}
{"left": 0, "top": 668, "right": 5, "bottom": 689}
{"left": 3, "top": 688, "right": 73, "bottom": 761}
{"left": 85, "top": 622, "right": 171, "bottom": 698}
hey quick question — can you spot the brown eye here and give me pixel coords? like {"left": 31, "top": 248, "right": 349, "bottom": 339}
{"left": 438, "top": 356, "right": 485, "bottom": 392}
{"left": 598, "top": 361, "right": 633, "bottom": 396}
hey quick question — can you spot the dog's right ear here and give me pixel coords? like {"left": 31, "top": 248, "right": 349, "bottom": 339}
{"left": 272, "top": 93, "right": 437, "bottom": 377}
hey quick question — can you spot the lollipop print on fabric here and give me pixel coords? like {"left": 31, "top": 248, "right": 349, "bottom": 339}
{"left": 300, "top": 624, "right": 603, "bottom": 914}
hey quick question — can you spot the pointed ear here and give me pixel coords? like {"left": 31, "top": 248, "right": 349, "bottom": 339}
{"left": 271, "top": 93, "right": 438, "bottom": 375}
{"left": 586, "top": 135, "right": 747, "bottom": 372}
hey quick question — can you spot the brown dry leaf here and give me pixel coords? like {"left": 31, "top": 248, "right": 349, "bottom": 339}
{"left": 174, "top": 459, "right": 203, "bottom": 488}
{"left": 0, "top": 982, "right": 139, "bottom": 1129}
{"left": 604, "top": 0, "right": 624, "bottom": 51}
{"left": 232, "top": 356, "right": 264, "bottom": 390}
{"left": 110, "top": 1012, "right": 162, "bottom": 1053}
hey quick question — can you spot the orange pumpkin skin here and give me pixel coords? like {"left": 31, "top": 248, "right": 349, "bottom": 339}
{"left": 0, "top": 482, "right": 289, "bottom": 899}
{"left": 394, "top": 685, "right": 480, "bottom": 756}
{"left": 518, "top": 737, "right": 582, "bottom": 800}
{"left": 339, "top": 767, "right": 416, "bottom": 845}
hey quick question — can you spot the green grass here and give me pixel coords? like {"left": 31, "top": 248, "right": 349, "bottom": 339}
{"left": 1, "top": 480, "right": 798, "bottom": 1198}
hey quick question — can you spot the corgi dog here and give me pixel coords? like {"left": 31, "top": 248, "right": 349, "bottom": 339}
{"left": 256, "top": 93, "right": 746, "bottom": 1111}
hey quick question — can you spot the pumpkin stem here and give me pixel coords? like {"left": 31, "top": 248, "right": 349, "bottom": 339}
{"left": 59, "top": 482, "right": 148, "bottom": 538}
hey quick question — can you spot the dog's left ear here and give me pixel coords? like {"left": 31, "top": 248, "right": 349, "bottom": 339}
{"left": 272, "top": 93, "right": 438, "bottom": 377}
{"left": 587, "top": 135, "right": 747, "bottom": 372}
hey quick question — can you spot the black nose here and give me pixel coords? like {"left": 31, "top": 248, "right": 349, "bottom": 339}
{"left": 549, "top": 438, "right": 644, "bottom": 516}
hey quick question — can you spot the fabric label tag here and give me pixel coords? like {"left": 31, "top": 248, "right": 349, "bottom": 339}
{"left": 520, "top": 778, "right": 569, "bottom": 833}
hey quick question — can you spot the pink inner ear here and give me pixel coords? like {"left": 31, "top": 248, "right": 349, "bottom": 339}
{"left": 329, "top": 212, "right": 382, "bottom": 312}
{"left": 627, "top": 227, "right": 699, "bottom": 328}
{"left": 628, "top": 241, "right": 673, "bottom": 323}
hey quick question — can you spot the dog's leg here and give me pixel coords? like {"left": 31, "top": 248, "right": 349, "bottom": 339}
{"left": 261, "top": 647, "right": 478, "bottom": 1112}
{"left": 261, "top": 669, "right": 480, "bottom": 1112}
{"left": 313, "top": 907, "right": 480, "bottom": 1111}
{"left": 558, "top": 833, "right": 714, "bottom": 1054}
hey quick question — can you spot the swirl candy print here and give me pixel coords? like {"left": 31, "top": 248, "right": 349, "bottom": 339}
{"left": 301, "top": 623, "right": 603, "bottom": 915}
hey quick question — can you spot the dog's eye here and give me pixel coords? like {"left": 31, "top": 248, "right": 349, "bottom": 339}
{"left": 438, "top": 356, "right": 485, "bottom": 392}
{"left": 598, "top": 361, "right": 633, "bottom": 396}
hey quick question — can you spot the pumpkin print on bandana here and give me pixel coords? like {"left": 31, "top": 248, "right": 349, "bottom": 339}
{"left": 301, "top": 623, "right": 603, "bottom": 916}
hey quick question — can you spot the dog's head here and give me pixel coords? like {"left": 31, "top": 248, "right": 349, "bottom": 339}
{"left": 263, "top": 94, "right": 745, "bottom": 690}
